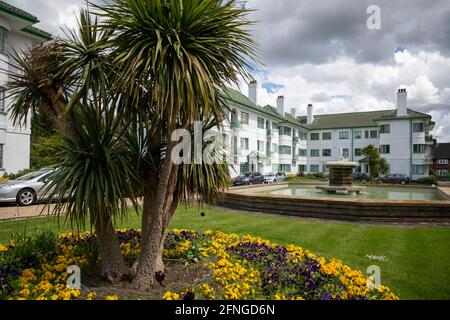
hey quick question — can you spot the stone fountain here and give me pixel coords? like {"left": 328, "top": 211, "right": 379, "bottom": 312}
{"left": 316, "top": 149, "right": 366, "bottom": 194}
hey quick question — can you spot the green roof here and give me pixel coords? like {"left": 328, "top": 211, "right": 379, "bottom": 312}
{"left": 222, "top": 86, "right": 431, "bottom": 131}
{"left": 22, "top": 25, "right": 52, "bottom": 40}
{"left": 0, "top": 0, "right": 52, "bottom": 41}
{"left": 298, "top": 109, "right": 431, "bottom": 130}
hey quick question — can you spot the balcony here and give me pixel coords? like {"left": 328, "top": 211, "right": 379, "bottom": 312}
{"left": 425, "top": 134, "right": 434, "bottom": 145}
{"left": 231, "top": 121, "right": 242, "bottom": 130}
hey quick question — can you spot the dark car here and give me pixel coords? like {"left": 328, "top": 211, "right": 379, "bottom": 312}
{"left": 353, "top": 172, "right": 370, "bottom": 181}
{"left": 378, "top": 174, "right": 411, "bottom": 185}
{"left": 233, "top": 172, "right": 264, "bottom": 186}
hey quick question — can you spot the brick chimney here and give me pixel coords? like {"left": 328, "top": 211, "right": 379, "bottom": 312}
{"left": 248, "top": 80, "right": 257, "bottom": 105}
{"left": 397, "top": 88, "right": 408, "bottom": 116}
{"left": 307, "top": 104, "right": 314, "bottom": 125}
{"left": 277, "top": 96, "right": 285, "bottom": 115}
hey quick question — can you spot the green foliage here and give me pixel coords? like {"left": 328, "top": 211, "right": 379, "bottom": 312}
{"left": 414, "top": 176, "right": 438, "bottom": 185}
{"left": 74, "top": 237, "right": 100, "bottom": 272}
{"left": 362, "top": 145, "right": 388, "bottom": 180}
{"left": 30, "top": 134, "right": 63, "bottom": 169}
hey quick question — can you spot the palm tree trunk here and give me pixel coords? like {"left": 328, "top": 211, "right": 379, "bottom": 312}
{"left": 132, "top": 182, "right": 166, "bottom": 289}
{"left": 94, "top": 212, "right": 127, "bottom": 283}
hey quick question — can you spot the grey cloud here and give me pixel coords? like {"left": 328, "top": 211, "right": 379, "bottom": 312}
{"left": 250, "top": 0, "right": 450, "bottom": 65}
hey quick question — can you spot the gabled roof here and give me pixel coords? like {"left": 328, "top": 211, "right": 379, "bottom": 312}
{"left": 0, "top": 0, "right": 52, "bottom": 41}
{"left": 433, "top": 143, "right": 450, "bottom": 160}
{"left": 222, "top": 87, "right": 306, "bottom": 128}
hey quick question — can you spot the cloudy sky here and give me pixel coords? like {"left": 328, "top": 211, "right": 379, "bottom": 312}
{"left": 7, "top": 0, "right": 450, "bottom": 141}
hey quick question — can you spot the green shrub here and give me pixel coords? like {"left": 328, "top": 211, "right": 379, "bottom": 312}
{"left": 414, "top": 176, "right": 438, "bottom": 185}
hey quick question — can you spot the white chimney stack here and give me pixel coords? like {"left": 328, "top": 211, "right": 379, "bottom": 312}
{"left": 397, "top": 88, "right": 408, "bottom": 116}
{"left": 277, "top": 96, "right": 285, "bottom": 115}
{"left": 307, "top": 104, "right": 314, "bottom": 125}
{"left": 248, "top": 80, "right": 257, "bottom": 105}
{"left": 291, "top": 108, "right": 296, "bottom": 118}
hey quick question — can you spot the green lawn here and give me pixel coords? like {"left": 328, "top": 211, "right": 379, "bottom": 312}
{"left": 1, "top": 206, "right": 449, "bottom": 300}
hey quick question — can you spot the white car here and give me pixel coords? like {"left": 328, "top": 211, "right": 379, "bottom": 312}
{"left": 264, "top": 172, "right": 286, "bottom": 184}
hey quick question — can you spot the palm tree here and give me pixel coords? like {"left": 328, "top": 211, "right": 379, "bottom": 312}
{"left": 95, "top": 0, "right": 259, "bottom": 289}
{"left": 7, "top": 11, "right": 136, "bottom": 282}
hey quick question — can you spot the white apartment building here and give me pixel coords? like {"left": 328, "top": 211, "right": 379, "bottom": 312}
{"left": 222, "top": 82, "right": 435, "bottom": 181}
{"left": 0, "top": 1, "right": 51, "bottom": 174}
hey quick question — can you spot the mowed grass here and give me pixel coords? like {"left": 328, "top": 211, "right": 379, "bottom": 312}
{"left": 0, "top": 206, "right": 449, "bottom": 300}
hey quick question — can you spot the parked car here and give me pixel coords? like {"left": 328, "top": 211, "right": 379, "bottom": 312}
{"left": 264, "top": 172, "right": 286, "bottom": 184}
{"left": 378, "top": 174, "right": 411, "bottom": 185}
{"left": 353, "top": 172, "right": 370, "bottom": 181}
{"left": 0, "top": 168, "right": 55, "bottom": 206}
{"left": 233, "top": 172, "right": 264, "bottom": 186}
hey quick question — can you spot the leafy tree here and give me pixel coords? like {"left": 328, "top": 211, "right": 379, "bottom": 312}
{"left": 362, "top": 144, "right": 389, "bottom": 180}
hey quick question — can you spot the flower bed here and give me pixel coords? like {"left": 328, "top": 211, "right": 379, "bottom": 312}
{"left": 0, "top": 229, "right": 398, "bottom": 300}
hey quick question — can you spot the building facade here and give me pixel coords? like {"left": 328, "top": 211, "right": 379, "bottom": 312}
{"left": 222, "top": 83, "right": 435, "bottom": 181}
{"left": 0, "top": 1, "right": 51, "bottom": 174}
{"left": 432, "top": 143, "right": 450, "bottom": 180}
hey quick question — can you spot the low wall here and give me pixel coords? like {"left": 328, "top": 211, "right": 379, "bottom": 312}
{"left": 218, "top": 185, "right": 450, "bottom": 223}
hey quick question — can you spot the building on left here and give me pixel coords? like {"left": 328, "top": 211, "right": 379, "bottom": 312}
{"left": 0, "top": 1, "right": 51, "bottom": 174}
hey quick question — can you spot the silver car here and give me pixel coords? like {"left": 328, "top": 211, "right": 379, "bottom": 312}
{"left": 263, "top": 172, "right": 286, "bottom": 184}
{"left": 0, "top": 168, "right": 54, "bottom": 206}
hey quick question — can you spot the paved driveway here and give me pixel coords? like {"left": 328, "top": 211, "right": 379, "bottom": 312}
{"left": 0, "top": 203, "right": 58, "bottom": 221}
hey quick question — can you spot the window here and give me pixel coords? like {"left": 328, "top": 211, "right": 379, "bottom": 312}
{"left": 299, "top": 149, "right": 307, "bottom": 157}
{"left": 355, "top": 148, "right": 362, "bottom": 157}
{"left": 0, "top": 27, "right": 7, "bottom": 54}
{"left": 279, "top": 164, "right": 291, "bottom": 173}
{"left": 370, "top": 130, "right": 378, "bottom": 139}
{"left": 257, "top": 117, "right": 265, "bottom": 129}
{"left": 279, "top": 127, "right": 292, "bottom": 136}
{"left": 0, "top": 144, "right": 3, "bottom": 169}
{"left": 322, "top": 132, "right": 332, "bottom": 140}
{"left": 322, "top": 166, "right": 329, "bottom": 173}
{"left": 299, "top": 132, "right": 308, "bottom": 141}
{"left": 240, "top": 112, "right": 249, "bottom": 125}
{"left": 0, "top": 87, "right": 5, "bottom": 112}
{"left": 279, "top": 145, "right": 292, "bottom": 155}
{"left": 310, "top": 133, "right": 320, "bottom": 140}
{"left": 437, "top": 159, "right": 449, "bottom": 165}
{"left": 240, "top": 137, "right": 249, "bottom": 150}
{"left": 272, "top": 144, "right": 279, "bottom": 153}
{"left": 437, "top": 169, "right": 448, "bottom": 177}
{"left": 310, "top": 165, "right": 320, "bottom": 173}
{"left": 354, "top": 131, "right": 362, "bottom": 139}
{"left": 257, "top": 140, "right": 264, "bottom": 152}
{"left": 413, "top": 144, "right": 426, "bottom": 154}
{"left": 365, "top": 130, "right": 369, "bottom": 139}
{"left": 339, "top": 131, "right": 349, "bottom": 140}
{"left": 413, "top": 122, "right": 424, "bottom": 133}
{"left": 380, "top": 145, "right": 390, "bottom": 154}
{"left": 380, "top": 124, "right": 391, "bottom": 134}
{"left": 322, "top": 149, "right": 332, "bottom": 157}
{"left": 342, "top": 148, "right": 349, "bottom": 158}
{"left": 240, "top": 162, "right": 249, "bottom": 174}
{"left": 310, "top": 149, "right": 320, "bottom": 157}
{"left": 412, "top": 165, "right": 426, "bottom": 175}
{"left": 298, "top": 165, "right": 306, "bottom": 173}
{"left": 272, "top": 123, "right": 279, "bottom": 131}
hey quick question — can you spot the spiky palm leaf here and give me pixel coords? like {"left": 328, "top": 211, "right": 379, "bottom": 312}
{"left": 47, "top": 101, "right": 140, "bottom": 231}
